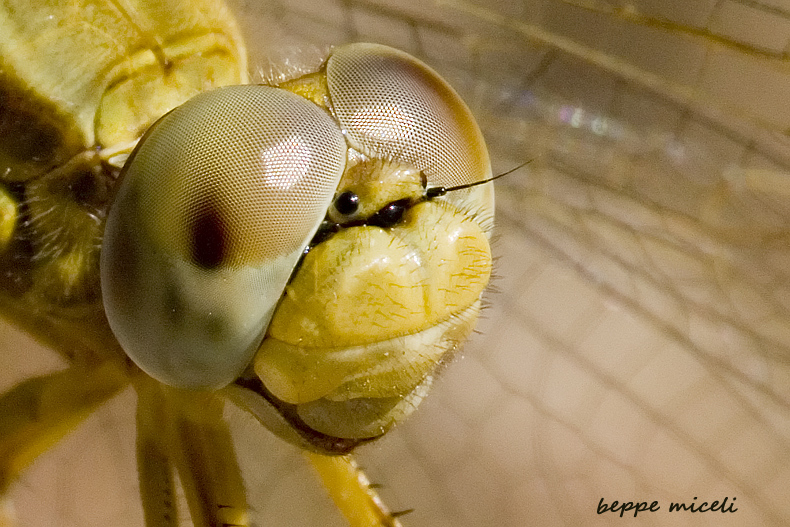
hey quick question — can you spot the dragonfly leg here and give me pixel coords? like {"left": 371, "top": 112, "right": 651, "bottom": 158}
{"left": 305, "top": 451, "right": 407, "bottom": 527}
{"left": 0, "top": 363, "right": 128, "bottom": 505}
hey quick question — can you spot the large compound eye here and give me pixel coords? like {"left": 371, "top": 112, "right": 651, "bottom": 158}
{"left": 325, "top": 43, "right": 494, "bottom": 229}
{"left": 100, "top": 86, "right": 346, "bottom": 389}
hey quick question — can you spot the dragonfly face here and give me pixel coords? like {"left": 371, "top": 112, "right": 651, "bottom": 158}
{"left": 100, "top": 42, "right": 493, "bottom": 444}
{"left": 4, "top": 0, "right": 790, "bottom": 526}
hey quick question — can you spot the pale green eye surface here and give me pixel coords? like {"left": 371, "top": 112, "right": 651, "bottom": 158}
{"left": 101, "top": 85, "right": 346, "bottom": 389}
{"left": 325, "top": 42, "right": 494, "bottom": 222}
{"left": 3, "top": 0, "right": 790, "bottom": 526}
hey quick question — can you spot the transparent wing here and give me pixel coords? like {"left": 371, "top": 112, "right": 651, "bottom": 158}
{"left": 4, "top": 0, "right": 789, "bottom": 525}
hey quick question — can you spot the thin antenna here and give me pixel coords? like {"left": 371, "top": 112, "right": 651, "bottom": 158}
{"left": 425, "top": 159, "right": 532, "bottom": 199}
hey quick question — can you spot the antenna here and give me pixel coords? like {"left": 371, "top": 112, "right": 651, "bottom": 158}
{"left": 425, "top": 159, "right": 532, "bottom": 199}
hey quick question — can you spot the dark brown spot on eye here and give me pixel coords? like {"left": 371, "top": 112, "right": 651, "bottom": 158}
{"left": 190, "top": 202, "right": 227, "bottom": 269}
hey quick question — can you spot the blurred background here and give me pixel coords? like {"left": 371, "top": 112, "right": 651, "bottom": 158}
{"left": 2, "top": 0, "right": 789, "bottom": 525}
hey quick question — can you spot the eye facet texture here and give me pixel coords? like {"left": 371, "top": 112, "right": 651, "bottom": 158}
{"left": 100, "top": 85, "right": 345, "bottom": 389}
{"left": 326, "top": 43, "right": 494, "bottom": 227}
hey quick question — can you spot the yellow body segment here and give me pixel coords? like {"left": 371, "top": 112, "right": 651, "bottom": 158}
{"left": 0, "top": 0, "right": 247, "bottom": 162}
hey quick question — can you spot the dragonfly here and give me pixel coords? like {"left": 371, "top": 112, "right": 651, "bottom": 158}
{"left": 3, "top": 0, "right": 790, "bottom": 526}
{"left": 1, "top": 0, "right": 498, "bottom": 523}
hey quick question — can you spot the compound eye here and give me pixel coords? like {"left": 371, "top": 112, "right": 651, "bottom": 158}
{"left": 325, "top": 43, "right": 494, "bottom": 228}
{"left": 100, "top": 85, "right": 346, "bottom": 389}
